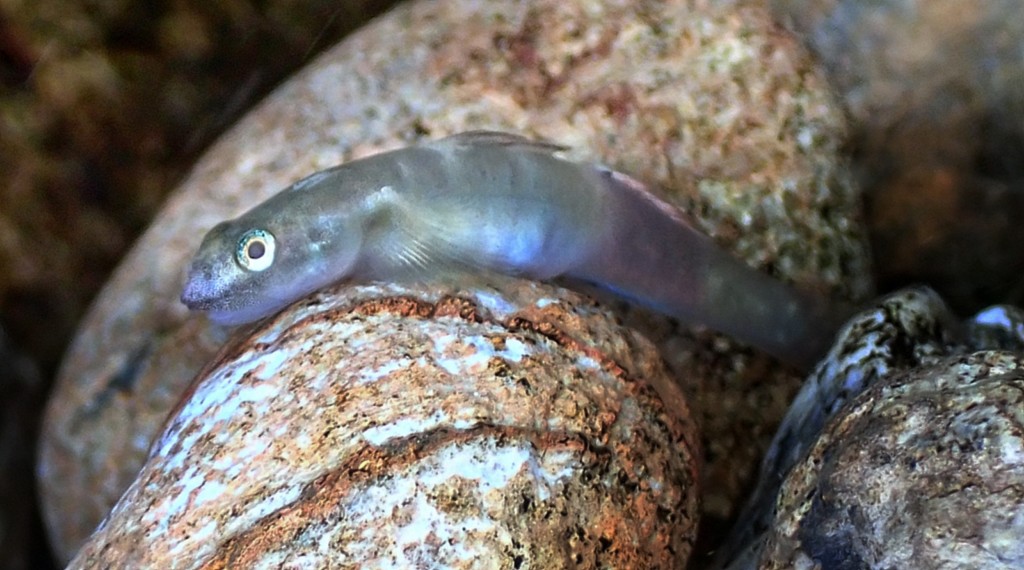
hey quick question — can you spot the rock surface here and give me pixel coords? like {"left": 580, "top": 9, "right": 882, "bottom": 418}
{"left": 716, "top": 289, "right": 1024, "bottom": 569}
{"left": 38, "top": 0, "right": 869, "bottom": 562}
{"left": 67, "top": 281, "right": 700, "bottom": 568}
{"left": 760, "top": 349, "right": 1024, "bottom": 569}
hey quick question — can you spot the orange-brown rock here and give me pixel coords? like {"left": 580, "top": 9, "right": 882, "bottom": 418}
{"left": 68, "top": 281, "right": 700, "bottom": 568}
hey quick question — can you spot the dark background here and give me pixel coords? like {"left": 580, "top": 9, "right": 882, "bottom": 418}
{"left": 0, "top": 2, "right": 399, "bottom": 567}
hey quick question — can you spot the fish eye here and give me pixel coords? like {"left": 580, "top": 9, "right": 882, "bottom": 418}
{"left": 236, "top": 229, "right": 276, "bottom": 272}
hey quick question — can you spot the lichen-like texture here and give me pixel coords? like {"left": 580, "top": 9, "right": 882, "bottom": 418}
{"left": 758, "top": 350, "right": 1024, "bottom": 569}
{"left": 39, "top": 0, "right": 867, "bottom": 561}
{"left": 67, "top": 281, "right": 700, "bottom": 569}
{"left": 712, "top": 289, "right": 1024, "bottom": 569}
{"left": 713, "top": 288, "right": 961, "bottom": 567}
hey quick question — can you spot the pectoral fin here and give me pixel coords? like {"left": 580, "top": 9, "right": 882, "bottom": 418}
{"left": 359, "top": 188, "right": 487, "bottom": 280}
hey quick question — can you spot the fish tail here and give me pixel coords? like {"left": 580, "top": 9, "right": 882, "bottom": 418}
{"left": 572, "top": 169, "right": 851, "bottom": 370}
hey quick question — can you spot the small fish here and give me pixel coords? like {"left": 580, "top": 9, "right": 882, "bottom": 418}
{"left": 182, "top": 131, "right": 851, "bottom": 369}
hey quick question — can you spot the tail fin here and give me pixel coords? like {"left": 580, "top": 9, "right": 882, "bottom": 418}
{"left": 571, "top": 169, "right": 852, "bottom": 370}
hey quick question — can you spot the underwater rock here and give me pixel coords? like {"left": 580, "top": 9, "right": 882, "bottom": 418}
{"left": 719, "top": 289, "right": 1024, "bottom": 569}
{"left": 66, "top": 281, "right": 700, "bottom": 568}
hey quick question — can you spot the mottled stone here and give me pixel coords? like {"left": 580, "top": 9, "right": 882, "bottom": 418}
{"left": 760, "top": 288, "right": 959, "bottom": 498}
{"left": 714, "top": 289, "right": 1024, "bottom": 569}
{"left": 760, "top": 350, "right": 1024, "bottom": 569}
{"left": 68, "top": 281, "right": 700, "bottom": 568}
{"left": 39, "top": 0, "right": 867, "bottom": 562}
{"left": 713, "top": 288, "right": 958, "bottom": 567}
{"left": 966, "top": 305, "right": 1024, "bottom": 353}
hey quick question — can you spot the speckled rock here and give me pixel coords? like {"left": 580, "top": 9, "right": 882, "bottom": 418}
{"left": 714, "top": 289, "right": 1024, "bottom": 569}
{"left": 67, "top": 280, "right": 700, "bottom": 568}
{"left": 39, "top": 0, "right": 868, "bottom": 561}
{"left": 759, "top": 349, "right": 1024, "bottom": 569}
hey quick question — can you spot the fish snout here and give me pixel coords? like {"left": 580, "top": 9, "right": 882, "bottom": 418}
{"left": 180, "top": 264, "right": 219, "bottom": 310}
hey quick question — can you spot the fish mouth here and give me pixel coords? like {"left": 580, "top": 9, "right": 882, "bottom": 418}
{"left": 180, "top": 281, "right": 216, "bottom": 310}
{"left": 180, "top": 265, "right": 226, "bottom": 310}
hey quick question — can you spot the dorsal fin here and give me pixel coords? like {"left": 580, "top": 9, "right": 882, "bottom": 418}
{"left": 430, "top": 130, "right": 568, "bottom": 154}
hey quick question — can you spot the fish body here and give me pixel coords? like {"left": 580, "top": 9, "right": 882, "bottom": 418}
{"left": 182, "top": 131, "right": 847, "bottom": 369}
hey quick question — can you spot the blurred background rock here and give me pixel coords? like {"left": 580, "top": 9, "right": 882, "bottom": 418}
{"left": 2, "top": 0, "right": 1023, "bottom": 567}
{"left": 0, "top": 1, "right": 396, "bottom": 567}
{"left": 772, "top": 0, "right": 1024, "bottom": 313}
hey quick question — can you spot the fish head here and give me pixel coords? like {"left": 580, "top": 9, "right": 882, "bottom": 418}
{"left": 181, "top": 207, "right": 361, "bottom": 325}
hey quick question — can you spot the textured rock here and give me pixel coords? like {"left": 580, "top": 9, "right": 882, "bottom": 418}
{"left": 39, "top": 0, "right": 868, "bottom": 561}
{"left": 760, "top": 350, "right": 1024, "bottom": 569}
{"left": 714, "top": 288, "right": 958, "bottom": 567}
{"left": 715, "top": 289, "right": 1024, "bottom": 569}
{"left": 68, "top": 281, "right": 700, "bottom": 568}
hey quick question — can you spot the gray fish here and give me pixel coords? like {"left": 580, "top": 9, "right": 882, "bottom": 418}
{"left": 182, "top": 131, "right": 850, "bottom": 369}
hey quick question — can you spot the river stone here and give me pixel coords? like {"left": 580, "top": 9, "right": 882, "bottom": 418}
{"left": 714, "top": 291, "right": 1024, "bottom": 569}
{"left": 772, "top": 0, "right": 1024, "bottom": 312}
{"left": 38, "top": 0, "right": 868, "bottom": 562}
{"left": 759, "top": 350, "right": 1024, "bottom": 569}
{"left": 66, "top": 281, "right": 700, "bottom": 568}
